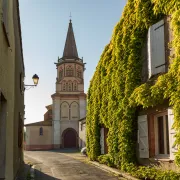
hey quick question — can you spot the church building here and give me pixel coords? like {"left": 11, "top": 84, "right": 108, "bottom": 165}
{"left": 25, "top": 19, "right": 87, "bottom": 150}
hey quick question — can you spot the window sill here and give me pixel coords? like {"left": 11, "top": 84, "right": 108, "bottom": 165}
{"left": 149, "top": 157, "right": 173, "bottom": 163}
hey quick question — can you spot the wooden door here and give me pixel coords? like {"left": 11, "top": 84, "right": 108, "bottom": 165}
{"left": 63, "top": 129, "right": 77, "bottom": 148}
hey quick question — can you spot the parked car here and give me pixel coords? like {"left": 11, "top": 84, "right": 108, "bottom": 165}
{"left": 81, "top": 147, "right": 87, "bottom": 156}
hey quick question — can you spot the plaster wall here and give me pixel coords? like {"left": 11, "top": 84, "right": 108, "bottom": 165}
{"left": 0, "top": 1, "right": 16, "bottom": 179}
{"left": 79, "top": 98, "right": 86, "bottom": 119}
{"left": 79, "top": 121, "right": 86, "bottom": 149}
{"left": 26, "top": 126, "right": 52, "bottom": 145}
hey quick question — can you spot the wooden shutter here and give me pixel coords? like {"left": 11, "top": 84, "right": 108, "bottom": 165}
{"left": 100, "top": 128, "right": 104, "bottom": 154}
{"left": 138, "top": 115, "right": 149, "bottom": 158}
{"left": 168, "top": 107, "right": 178, "bottom": 160}
{"left": 148, "top": 19, "right": 165, "bottom": 78}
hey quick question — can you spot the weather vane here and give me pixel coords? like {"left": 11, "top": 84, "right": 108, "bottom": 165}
{"left": 69, "top": 12, "right": 72, "bottom": 20}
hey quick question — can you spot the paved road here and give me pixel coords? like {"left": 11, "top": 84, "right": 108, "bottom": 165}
{"left": 24, "top": 150, "right": 124, "bottom": 180}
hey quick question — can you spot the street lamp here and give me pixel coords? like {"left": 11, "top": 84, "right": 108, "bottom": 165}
{"left": 24, "top": 74, "right": 39, "bottom": 90}
{"left": 32, "top": 74, "right": 39, "bottom": 86}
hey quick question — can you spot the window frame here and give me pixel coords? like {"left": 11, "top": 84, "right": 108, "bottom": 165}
{"left": 154, "top": 112, "right": 170, "bottom": 158}
{"left": 68, "top": 81, "right": 72, "bottom": 91}
{"left": 147, "top": 19, "right": 165, "bottom": 78}
{"left": 59, "top": 69, "right": 63, "bottom": 80}
{"left": 66, "top": 66, "right": 73, "bottom": 77}
{"left": 73, "top": 81, "right": 78, "bottom": 91}
{"left": 62, "top": 81, "right": 66, "bottom": 91}
{"left": 39, "top": 127, "right": 43, "bottom": 136}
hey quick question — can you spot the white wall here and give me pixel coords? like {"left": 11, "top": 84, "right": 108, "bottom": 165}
{"left": 53, "top": 98, "right": 60, "bottom": 146}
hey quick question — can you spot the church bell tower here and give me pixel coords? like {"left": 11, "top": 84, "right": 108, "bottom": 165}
{"left": 51, "top": 19, "right": 86, "bottom": 149}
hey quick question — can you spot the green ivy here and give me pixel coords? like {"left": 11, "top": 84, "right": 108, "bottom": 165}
{"left": 86, "top": 0, "right": 180, "bottom": 170}
{"left": 97, "top": 159, "right": 180, "bottom": 179}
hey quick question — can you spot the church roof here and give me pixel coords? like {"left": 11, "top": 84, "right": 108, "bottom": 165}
{"left": 62, "top": 20, "right": 79, "bottom": 59}
{"left": 25, "top": 120, "right": 52, "bottom": 127}
{"left": 45, "top": 104, "right": 52, "bottom": 110}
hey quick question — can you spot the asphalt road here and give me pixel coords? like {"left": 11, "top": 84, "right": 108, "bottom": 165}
{"left": 24, "top": 150, "right": 125, "bottom": 180}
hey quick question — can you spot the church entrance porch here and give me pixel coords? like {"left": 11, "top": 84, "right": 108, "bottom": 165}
{"left": 62, "top": 128, "right": 78, "bottom": 148}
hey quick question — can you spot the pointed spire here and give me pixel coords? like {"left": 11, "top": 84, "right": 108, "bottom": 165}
{"left": 62, "top": 19, "right": 79, "bottom": 59}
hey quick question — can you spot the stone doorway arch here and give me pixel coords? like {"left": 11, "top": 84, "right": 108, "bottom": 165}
{"left": 62, "top": 128, "right": 78, "bottom": 148}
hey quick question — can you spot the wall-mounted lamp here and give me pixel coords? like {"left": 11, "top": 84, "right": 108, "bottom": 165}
{"left": 24, "top": 74, "right": 39, "bottom": 90}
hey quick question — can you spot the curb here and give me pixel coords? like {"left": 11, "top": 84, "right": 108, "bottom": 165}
{"left": 88, "top": 161, "right": 139, "bottom": 180}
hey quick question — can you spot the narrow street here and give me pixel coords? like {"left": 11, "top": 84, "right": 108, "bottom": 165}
{"left": 24, "top": 150, "right": 125, "bottom": 180}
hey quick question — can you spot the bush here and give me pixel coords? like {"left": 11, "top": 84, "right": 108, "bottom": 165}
{"left": 123, "top": 163, "right": 180, "bottom": 180}
{"left": 98, "top": 154, "right": 114, "bottom": 167}
{"left": 97, "top": 159, "right": 180, "bottom": 180}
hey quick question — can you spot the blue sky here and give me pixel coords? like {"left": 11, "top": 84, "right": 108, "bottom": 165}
{"left": 19, "top": 0, "right": 127, "bottom": 124}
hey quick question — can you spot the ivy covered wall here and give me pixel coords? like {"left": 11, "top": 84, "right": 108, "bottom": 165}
{"left": 86, "top": 0, "right": 180, "bottom": 169}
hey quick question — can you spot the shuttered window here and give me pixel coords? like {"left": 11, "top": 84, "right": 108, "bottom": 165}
{"left": 168, "top": 108, "right": 178, "bottom": 160}
{"left": 138, "top": 115, "right": 149, "bottom": 158}
{"left": 2, "top": 0, "right": 10, "bottom": 46}
{"left": 155, "top": 114, "right": 170, "bottom": 156}
{"left": 148, "top": 19, "right": 165, "bottom": 78}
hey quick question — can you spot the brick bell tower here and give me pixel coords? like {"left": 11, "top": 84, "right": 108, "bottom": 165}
{"left": 51, "top": 19, "right": 86, "bottom": 149}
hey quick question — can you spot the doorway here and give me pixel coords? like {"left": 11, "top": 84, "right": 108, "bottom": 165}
{"left": 62, "top": 128, "right": 77, "bottom": 148}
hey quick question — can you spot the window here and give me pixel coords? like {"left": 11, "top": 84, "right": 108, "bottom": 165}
{"left": 148, "top": 19, "right": 165, "bottom": 78}
{"left": 62, "top": 81, "right": 66, "bottom": 91}
{"left": 39, "top": 127, "right": 43, "bottom": 136}
{"left": 66, "top": 82, "right": 68, "bottom": 91}
{"left": 66, "top": 66, "right": 73, "bottom": 77}
{"left": 68, "top": 81, "right": 72, "bottom": 91}
{"left": 59, "top": 69, "right": 63, "bottom": 80}
{"left": 70, "top": 102, "right": 79, "bottom": 120}
{"left": 155, "top": 113, "right": 169, "bottom": 156}
{"left": 81, "top": 124, "right": 85, "bottom": 131}
{"left": 77, "top": 70, "right": 82, "bottom": 78}
{"left": 73, "top": 81, "right": 78, "bottom": 91}
{"left": 138, "top": 110, "right": 177, "bottom": 160}
{"left": 2, "top": 0, "right": 10, "bottom": 46}
{"left": 138, "top": 115, "right": 149, "bottom": 158}
{"left": 61, "top": 102, "right": 69, "bottom": 119}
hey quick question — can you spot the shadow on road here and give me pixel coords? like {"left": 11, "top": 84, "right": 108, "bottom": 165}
{"left": 16, "top": 163, "right": 31, "bottom": 180}
{"left": 34, "top": 168, "right": 61, "bottom": 180}
{"left": 47, "top": 148, "right": 80, "bottom": 154}
{"left": 16, "top": 161, "right": 61, "bottom": 180}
